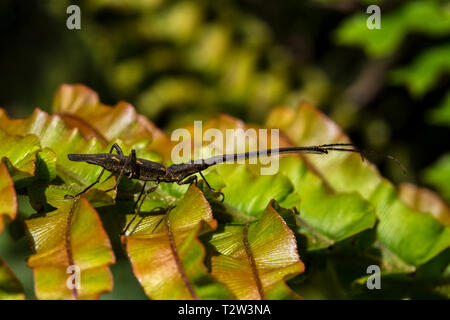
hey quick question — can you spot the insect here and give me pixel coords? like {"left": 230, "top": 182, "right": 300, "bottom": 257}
{"left": 65, "top": 143, "right": 404, "bottom": 235}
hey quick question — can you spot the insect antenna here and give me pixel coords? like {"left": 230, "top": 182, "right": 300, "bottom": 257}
{"left": 319, "top": 143, "right": 406, "bottom": 174}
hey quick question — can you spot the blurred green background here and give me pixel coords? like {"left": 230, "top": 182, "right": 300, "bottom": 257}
{"left": 0, "top": 0, "right": 449, "bottom": 299}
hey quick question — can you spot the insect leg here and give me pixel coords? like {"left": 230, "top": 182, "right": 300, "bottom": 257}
{"left": 177, "top": 174, "right": 224, "bottom": 202}
{"left": 121, "top": 181, "right": 159, "bottom": 235}
{"left": 64, "top": 143, "right": 124, "bottom": 199}
{"left": 199, "top": 171, "right": 224, "bottom": 202}
{"left": 177, "top": 175, "right": 197, "bottom": 186}
{"left": 133, "top": 181, "right": 147, "bottom": 210}
{"left": 104, "top": 149, "right": 137, "bottom": 194}
{"left": 111, "top": 143, "right": 124, "bottom": 156}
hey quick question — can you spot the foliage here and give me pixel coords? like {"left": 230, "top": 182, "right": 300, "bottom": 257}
{"left": 68, "top": 0, "right": 305, "bottom": 126}
{"left": 3, "top": 0, "right": 448, "bottom": 191}
{"left": 0, "top": 84, "right": 448, "bottom": 299}
{"left": 390, "top": 44, "right": 450, "bottom": 97}
{"left": 336, "top": 1, "right": 450, "bottom": 58}
{"left": 423, "top": 154, "right": 450, "bottom": 203}
{"left": 335, "top": 0, "right": 450, "bottom": 202}
{"left": 0, "top": 258, "right": 24, "bottom": 300}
